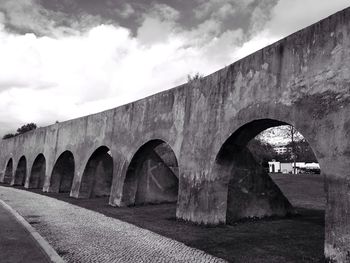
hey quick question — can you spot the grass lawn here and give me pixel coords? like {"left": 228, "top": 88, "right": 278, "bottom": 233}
{"left": 8, "top": 173, "right": 325, "bottom": 262}
{"left": 270, "top": 173, "right": 325, "bottom": 210}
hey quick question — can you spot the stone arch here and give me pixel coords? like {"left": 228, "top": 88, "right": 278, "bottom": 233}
{"left": 211, "top": 118, "right": 321, "bottom": 224}
{"left": 14, "top": 156, "right": 27, "bottom": 186}
{"left": 79, "top": 146, "right": 113, "bottom": 198}
{"left": 122, "top": 139, "right": 179, "bottom": 206}
{"left": 3, "top": 158, "right": 13, "bottom": 184}
{"left": 29, "top": 154, "right": 46, "bottom": 189}
{"left": 49, "top": 151, "right": 75, "bottom": 193}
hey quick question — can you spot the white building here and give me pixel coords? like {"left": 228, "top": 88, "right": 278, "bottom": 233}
{"left": 273, "top": 145, "right": 292, "bottom": 155}
{"left": 268, "top": 160, "right": 280, "bottom": 173}
{"left": 268, "top": 160, "right": 320, "bottom": 174}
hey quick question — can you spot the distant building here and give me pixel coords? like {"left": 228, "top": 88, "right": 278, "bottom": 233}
{"left": 273, "top": 144, "right": 292, "bottom": 155}
{"left": 268, "top": 160, "right": 320, "bottom": 174}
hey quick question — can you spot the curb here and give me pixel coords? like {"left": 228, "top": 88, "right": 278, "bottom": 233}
{"left": 0, "top": 199, "right": 65, "bottom": 263}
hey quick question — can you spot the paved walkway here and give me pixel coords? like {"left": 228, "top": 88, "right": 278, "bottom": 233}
{"left": 0, "top": 200, "right": 50, "bottom": 263}
{"left": 0, "top": 186, "right": 225, "bottom": 263}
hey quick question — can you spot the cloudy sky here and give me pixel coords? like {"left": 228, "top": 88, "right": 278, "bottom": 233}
{"left": 0, "top": 0, "right": 349, "bottom": 136}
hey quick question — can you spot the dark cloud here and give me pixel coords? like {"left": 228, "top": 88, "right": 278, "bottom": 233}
{"left": 0, "top": 0, "right": 109, "bottom": 37}
{"left": 0, "top": 0, "right": 276, "bottom": 38}
{"left": 38, "top": 0, "right": 145, "bottom": 35}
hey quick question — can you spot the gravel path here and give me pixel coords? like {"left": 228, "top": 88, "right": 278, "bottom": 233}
{"left": 0, "top": 186, "right": 225, "bottom": 263}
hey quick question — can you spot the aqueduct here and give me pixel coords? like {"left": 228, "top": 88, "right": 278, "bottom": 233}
{"left": 1, "top": 7, "right": 350, "bottom": 262}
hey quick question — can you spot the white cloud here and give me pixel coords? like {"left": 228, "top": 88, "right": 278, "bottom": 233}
{"left": 137, "top": 3, "right": 181, "bottom": 45}
{"left": 266, "top": 0, "right": 350, "bottom": 38}
{"left": 0, "top": 0, "right": 349, "bottom": 136}
{"left": 236, "top": 0, "right": 350, "bottom": 60}
{"left": 137, "top": 17, "right": 175, "bottom": 45}
{"left": 233, "top": 31, "right": 278, "bottom": 61}
{"left": 0, "top": 20, "right": 236, "bottom": 135}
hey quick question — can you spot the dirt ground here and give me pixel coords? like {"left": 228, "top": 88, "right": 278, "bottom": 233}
{"left": 10, "top": 173, "right": 325, "bottom": 263}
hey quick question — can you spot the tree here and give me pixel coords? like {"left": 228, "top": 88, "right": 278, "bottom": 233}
{"left": 258, "top": 125, "right": 304, "bottom": 174}
{"left": 288, "top": 139, "right": 317, "bottom": 163}
{"left": 2, "top": 123, "right": 38, "bottom": 140}
{"left": 187, "top": 72, "right": 203, "bottom": 83}
{"left": 274, "top": 151, "right": 292, "bottom": 162}
{"left": 247, "top": 139, "right": 277, "bottom": 167}
{"left": 288, "top": 126, "right": 297, "bottom": 174}
{"left": 258, "top": 125, "right": 318, "bottom": 165}
{"left": 16, "top": 123, "right": 37, "bottom": 135}
{"left": 2, "top": 133, "right": 15, "bottom": 139}
{"left": 258, "top": 125, "right": 303, "bottom": 143}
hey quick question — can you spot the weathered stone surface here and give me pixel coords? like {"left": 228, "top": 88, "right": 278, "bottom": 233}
{"left": 78, "top": 146, "right": 113, "bottom": 198}
{"left": 122, "top": 141, "right": 178, "bottom": 206}
{"left": 13, "top": 156, "right": 26, "bottom": 186}
{"left": 0, "top": 7, "right": 350, "bottom": 261}
{"left": 3, "top": 158, "right": 12, "bottom": 184}
{"left": 49, "top": 151, "right": 74, "bottom": 193}
{"left": 226, "top": 147, "right": 293, "bottom": 223}
{"left": 28, "top": 154, "right": 46, "bottom": 189}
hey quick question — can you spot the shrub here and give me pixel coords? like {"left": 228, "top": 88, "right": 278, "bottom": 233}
{"left": 187, "top": 72, "right": 203, "bottom": 83}
{"left": 16, "top": 123, "right": 37, "bottom": 134}
{"left": 2, "top": 133, "right": 15, "bottom": 139}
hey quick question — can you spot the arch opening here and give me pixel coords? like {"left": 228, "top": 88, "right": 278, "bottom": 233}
{"left": 3, "top": 158, "right": 13, "bottom": 184}
{"left": 14, "top": 156, "right": 27, "bottom": 186}
{"left": 122, "top": 140, "right": 179, "bottom": 206}
{"left": 50, "top": 151, "right": 75, "bottom": 193}
{"left": 29, "top": 154, "right": 46, "bottom": 189}
{"left": 215, "top": 119, "right": 323, "bottom": 223}
{"left": 79, "top": 146, "right": 113, "bottom": 198}
{"left": 213, "top": 118, "right": 324, "bottom": 260}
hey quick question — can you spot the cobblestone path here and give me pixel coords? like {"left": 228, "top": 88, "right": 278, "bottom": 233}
{"left": 0, "top": 186, "right": 225, "bottom": 263}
